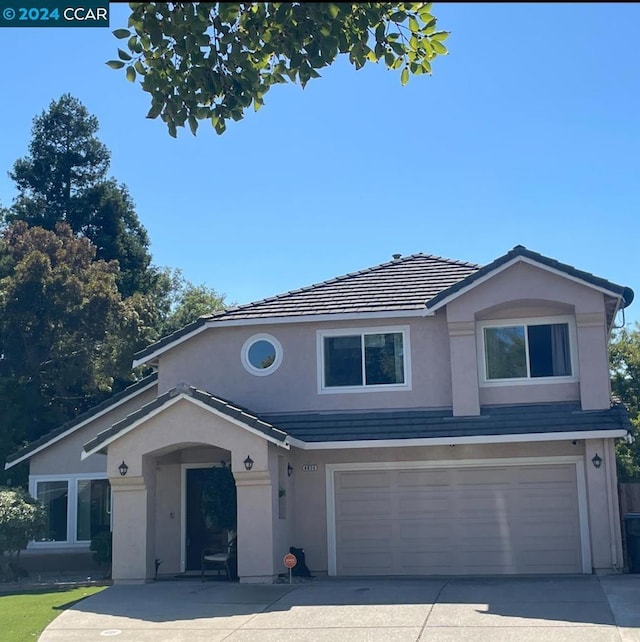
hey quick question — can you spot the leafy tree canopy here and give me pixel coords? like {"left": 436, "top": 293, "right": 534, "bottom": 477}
{"left": 4, "top": 95, "right": 154, "bottom": 299}
{"left": 0, "top": 222, "right": 150, "bottom": 481}
{"left": 110, "top": 2, "right": 448, "bottom": 136}
{"left": 611, "top": 323, "right": 640, "bottom": 480}
{"left": 158, "top": 269, "right": 227, "bottom": 336}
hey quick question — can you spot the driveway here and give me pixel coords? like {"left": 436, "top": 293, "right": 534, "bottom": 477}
{"left": 40, "top": 575, "right": 640, "bottom": 642}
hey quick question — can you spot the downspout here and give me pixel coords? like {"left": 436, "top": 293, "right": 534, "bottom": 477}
{"left": 604, "top": 438, "right": 620, "bottom": 570}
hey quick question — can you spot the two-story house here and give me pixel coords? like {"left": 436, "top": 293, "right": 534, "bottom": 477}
{"left": 6, "top": 245, "right": 634, "bottom": 583}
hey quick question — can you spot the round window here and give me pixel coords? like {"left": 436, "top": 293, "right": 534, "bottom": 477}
{"left": 241, "top": 334, "right": 283, "bottom": 376}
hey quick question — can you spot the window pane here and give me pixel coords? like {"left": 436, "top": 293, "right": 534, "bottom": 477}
{"left": 324, "top": 336, "right": 363, "bottom": 387}
{"left": 484, "top": 326, "right": 527, "bottom": 379}
{"left": 37, "top": 481, "right": 68, "bottom": 542}
{"left": 364, "top": 333, "right": 405, "bottom": 385}
{"left": 247, "top": 340, "right": 276, "bottom": 369}
{"left": 528, "top": 323, "right": 571, "bottom": 377}
{"left": 77, "top": 479, "right": 111, "bottom": 541}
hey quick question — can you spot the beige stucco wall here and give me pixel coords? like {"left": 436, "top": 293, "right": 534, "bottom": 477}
{"left": 157, "top": 314, "right": 453, "bottom": 413}
{"left": 154, "top": 261, "right": 614, "bottom": 421}
{"left": 29, "top": 384, "right": 157, "bottom": 476}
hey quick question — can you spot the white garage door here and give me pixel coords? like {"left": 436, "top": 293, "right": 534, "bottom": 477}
{"left": 334, "top": 463, "right": 583, "bottom": 575}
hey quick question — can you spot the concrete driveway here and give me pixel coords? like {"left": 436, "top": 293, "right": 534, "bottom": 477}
{"left": 39, "top": 575, "right": 640, "bottom": 642}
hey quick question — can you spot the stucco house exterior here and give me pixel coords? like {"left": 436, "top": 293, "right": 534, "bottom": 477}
{"left": 5, "top": 245, "right": 635, "bottom": 583}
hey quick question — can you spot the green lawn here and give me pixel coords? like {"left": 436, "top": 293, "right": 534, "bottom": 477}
{"left": 0, "top": 585, "right": 106, "bottom": 642}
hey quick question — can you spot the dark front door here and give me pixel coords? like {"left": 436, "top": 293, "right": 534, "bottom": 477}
{"left": 185, "top": 468, "right": 223, "bottom": 571}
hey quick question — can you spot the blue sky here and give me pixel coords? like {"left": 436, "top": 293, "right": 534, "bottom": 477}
{"left": 1, "top": 3, "right": 638, "bottom": 325}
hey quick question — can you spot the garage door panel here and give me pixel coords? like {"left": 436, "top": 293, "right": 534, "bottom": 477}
{"left": 454, "top": 467, "right": 512, "bottom": 486}
{"left": 518, "top": 465, "right": 576, "bottom": 483}
{"left": 337, "top": 471, "right": 391, "bottom": 490}
{"left": 334, "top": 462, "right": 582, "bottom": 576}
{"left": 398, "top": 496, "right": 450, "bottom": 514}
{"left": 338, "top": 496, "right": 392, "bottom": 517}
{"left": 397, "top": 470, "right": 450, "bottom": 487}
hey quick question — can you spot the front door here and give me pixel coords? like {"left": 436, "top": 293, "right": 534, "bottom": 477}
{"left": 185, "top": 468, "right": 224, "bottom": 571}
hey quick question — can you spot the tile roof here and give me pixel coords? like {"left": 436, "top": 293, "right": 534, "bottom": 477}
{"left": 5, "top": 374, "right": 158, "bottom": 468}
{"left": 82, "top": 382, "right": 289, "bottom": 456}
{"left": 261, "top": 402, "right": 631, "bottom": 443}
{"left": 134, "top": 253, "right": 480, "bottom": 362}
{"left": 133, "top": 245, "right": 633, "bottom": 365}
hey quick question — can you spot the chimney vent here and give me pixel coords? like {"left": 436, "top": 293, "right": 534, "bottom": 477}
{"left": 392, "top": 254, "right": 402, "bottom": 260}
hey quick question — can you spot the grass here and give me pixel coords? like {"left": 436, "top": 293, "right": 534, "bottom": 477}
{"left": 0, "top": 585, "right": 106, "bottom": 642}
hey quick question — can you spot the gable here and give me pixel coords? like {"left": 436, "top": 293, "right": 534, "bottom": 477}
{"left": 444, "top": 260, "right": 608, "bottom": 323}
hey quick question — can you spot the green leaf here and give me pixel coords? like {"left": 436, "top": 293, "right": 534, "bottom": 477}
{"left": 188, "top": 116, "right": 198, "bottom": 135}
{"left": 125, "top": 66, "right": 136, "bottom": 82}
{"left": 409, "top": 16, "right": 419, "bottom": 32}
{"left": 328, "top": 3, "right": 340, "bottom": 19}
{"left": 106, "top": 60, "right": 125, "bottom": 69}
{"left": 146, "top": 103, "right": 163, "bottom": 119}
{"left": 401, "top": 67, "right": 409, "bottom": 86}
{"left": 431, "top": 40, "right": 448, "bottom": 55}
{"left": 118, "top": 48, "right": 132, "bottom": 61}
{"left": 431, "top": 31, "right": 449, "bottom": 42}
{"left": 112, "top": 28, "right": 130, "bottom": 39}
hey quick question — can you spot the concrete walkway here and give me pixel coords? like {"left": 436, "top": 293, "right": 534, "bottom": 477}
{"left": 39, "top": 575, "right": 640, "bottom": 641}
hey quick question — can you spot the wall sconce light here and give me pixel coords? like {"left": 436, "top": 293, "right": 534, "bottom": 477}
{"left": 592, "top": 453, "right": 603, "bottom": 469}
{"left": 287, "top": 463, "right": 293, "bottom": 477}
{"left": 244, "top": 455, "right": 254, "bottom": 471}
{"left": 118, "top": 460, "right": 129, "bottom": 476}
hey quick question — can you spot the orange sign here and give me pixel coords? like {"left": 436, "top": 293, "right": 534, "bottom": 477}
{"left": 283, "top": 553, "right": 297, "bottom": 569}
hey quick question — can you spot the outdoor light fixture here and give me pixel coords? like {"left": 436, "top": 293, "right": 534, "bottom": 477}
{"left": 592, "top": 453, "right": 603, "bottom": 469}
{"left": 244, "top": 455, "right": 254, "bottom": 471}
{"left": 287, "top": 463, "right": 293, "bottom": 477}
{"left": 118, "top": 460, "right": 129, "bottom": 476}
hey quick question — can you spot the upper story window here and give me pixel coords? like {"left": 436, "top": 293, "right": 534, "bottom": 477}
{"left": 318, "top": 326, "right": 410, "bottom": 393}
{"left": 241, "top": 333, "right": 283, "bottom": 376}
{"left": 478, "top": 316, "right": 577, "bottom": 385}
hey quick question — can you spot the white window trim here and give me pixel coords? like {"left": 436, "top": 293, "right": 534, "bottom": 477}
{"left": 241, "top": 333, "right": 283, "bottom": 376}
{"left": 316, "top": 325, "right": 411, "bottom": 394}
{"left": 325, "top": 456, "right": 592, "bottom": 576}
{"left": 477, "top": 315, "right": 579, "bottom": 387}
{"left": 28, "top": 473, "right": 109, "bottom": 549}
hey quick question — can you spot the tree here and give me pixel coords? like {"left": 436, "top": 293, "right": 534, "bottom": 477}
{"left": 158, "top": 270, "right": 227, "bottom": 336}
{"left": 110, "top": 2, "right": 449, "bottom": 136}
{"left": 0, "top": 487, "right": 46, "bottom": 581}
{"left": 0, "top": 222, "right": 149, "bottom": 482}
{"left": 611, "top": 324, "right": 640, "bottom": 480}
{"left": 4, "top": 94, "right": 155, "bottom": 299}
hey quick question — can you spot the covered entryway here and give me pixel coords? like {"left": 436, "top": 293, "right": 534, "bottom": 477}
{"left": 329, "top": 458, "right": 588, "bottom": 576}
{"left": 82, "top": 384, "right": 290, "bottom": 583}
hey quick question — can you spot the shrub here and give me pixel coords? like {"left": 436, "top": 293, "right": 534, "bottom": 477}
{"left": 0, "top": 487, "right": 46, "bottom": 581}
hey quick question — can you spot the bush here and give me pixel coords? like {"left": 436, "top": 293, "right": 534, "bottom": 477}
{"left": 0, "top": 487, "right": 46, "bottom": 581}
